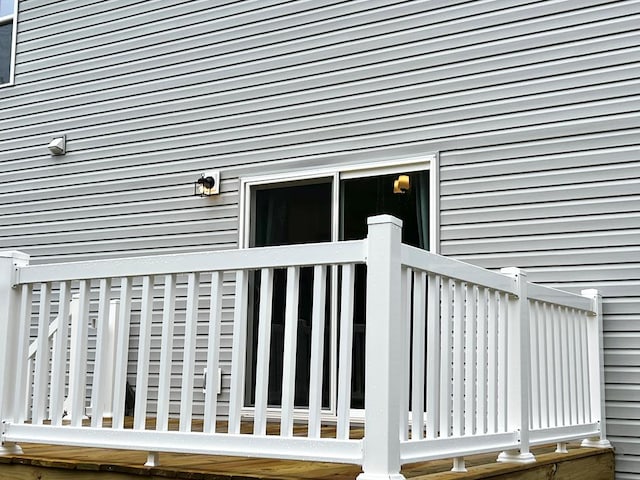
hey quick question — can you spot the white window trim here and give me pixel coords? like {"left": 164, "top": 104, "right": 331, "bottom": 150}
{"left": 0, "top": 0, "right": 18, "bottom": 88}
{"left": 239, "top": 153, "right": 440, "bottom": 252}
{"left": 237, "top": 154, "right": 440, "bottom": 421}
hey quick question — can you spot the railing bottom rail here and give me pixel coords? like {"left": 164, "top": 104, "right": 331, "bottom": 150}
{"left": 3, "top": 423, "right": 363, "bottom": 465}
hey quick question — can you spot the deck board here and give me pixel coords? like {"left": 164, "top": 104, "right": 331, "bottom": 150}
{"left": 0, "top": 420, "right": 614, "bottom": 480}
{"left": 0, "top": 442, "right": 614, "bottom": 480}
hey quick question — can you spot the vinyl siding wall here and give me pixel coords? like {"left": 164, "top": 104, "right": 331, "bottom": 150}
{"left": 1, "top": 0, "right": 639, "bottom": 477}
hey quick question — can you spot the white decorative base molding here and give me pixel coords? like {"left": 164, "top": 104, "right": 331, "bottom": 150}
{"left": 0, "top": 442, "right": 23, "bottom": 455}
{"left": 451, "top": 457, "right": 467, "bottom": 472}
{"left": 497, "top": 449, "right": 536, "bottom": 464}
{"left": 356, "top": 473, "right": 406, "bottom": 480}
{"left": 144, "top": 451, "right": 160, "bottom": 467}
{"left": 581, "top": 438, "right": 613, "bottom": 449}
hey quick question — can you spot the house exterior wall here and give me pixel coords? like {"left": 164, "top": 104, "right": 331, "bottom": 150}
{"left": 0, "top": 1, "right": 638, "bottom": 477}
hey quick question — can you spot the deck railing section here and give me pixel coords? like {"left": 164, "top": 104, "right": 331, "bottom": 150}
{"left": 397, "top": 245, "right": 521, "bottom": 468}
{"left": 526, "top": 285, "right": 608, "bottom": 449}
{"left": 389, "top": 240, "right": 609, "bottom": 474}
{"left": 0, "top": 216, "right": 610, "bottom": 480}
{"left": 0, "top": 242, "right": 366, "bottom": 465}
{"left": 23, "top": 294, "right": 118, "bottom": 422}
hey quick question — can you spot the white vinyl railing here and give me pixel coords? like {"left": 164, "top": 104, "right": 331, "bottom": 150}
{"left": 395, "top": 245, "right": 610, "bottom": 472}
{"left": 25, "top": 295, "right": 119, "bottom": 422}
{"left": 0, "top": 216, "right": 610, "bottom": 479}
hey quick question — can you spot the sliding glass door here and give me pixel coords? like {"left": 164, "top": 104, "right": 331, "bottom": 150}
{"left": 243, "top": 166, "right": 430, "bottom": 414}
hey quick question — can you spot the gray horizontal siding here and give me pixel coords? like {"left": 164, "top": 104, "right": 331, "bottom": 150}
{"left": 607, "top": 368, "right": 640, "bottom": 385}
{"left": 2, "top": 1, "right": 639, "bottom": 476}
{"left": 426, "top": 7, "right": 639, "bottom": 479}
{"left": 3, "top": 35, "right": 638, "bottom": 145}
{"left": 436, "top": 27, "right": 639, "bottom": 480}
{"left": 2, "top": 2, "right": 635, "bottom": 114}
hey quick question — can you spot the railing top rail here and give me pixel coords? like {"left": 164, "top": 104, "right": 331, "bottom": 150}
{"left": 400, "top": 244, "right": 518, "bottom": 294}
{"left": 16, "top": 240, "right": 367, "bottom": 285}
{"left": 400, "top": 244, "right": 595, "bottom": 313}
{"left": 527, "top": 282, "right": 595, "bottom": 313}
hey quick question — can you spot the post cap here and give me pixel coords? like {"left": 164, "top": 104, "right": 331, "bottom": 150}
{"left": 367, "top": 215, "right": 403, "bottom": 227}
{"left": 581, "top": 289, "right": 600, "bottom": 298}
{"left": 500, "top": 266, "right": 526, "bottom": 277}
{"left": 0, "top": 250, "right": 30, "bottom": 261}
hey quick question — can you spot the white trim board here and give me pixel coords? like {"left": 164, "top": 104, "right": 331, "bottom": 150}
{"left": 239, "top": 153, "right": 439, "bottom": 251}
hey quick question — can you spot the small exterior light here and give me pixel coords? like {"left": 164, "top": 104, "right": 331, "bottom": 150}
{"left": 48, "top": 135, "right": 66, "bottom": 156}
{"left": 195, "top": 170, "right": 220, "bottom": 196}
{"left": 393, "top": 174, "right": 410, "bottom": 194}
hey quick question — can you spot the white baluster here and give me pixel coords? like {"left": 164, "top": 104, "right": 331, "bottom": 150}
{"left": 156, "top": 274, "right": 176, "bottom": 432}
{"left": 452, "top": 280, "right": 465, "bottom": 437}
{"left": 228, "top": 270, "right": 248, "bottom": 434}
{"left": 179, "top": 273, "right": 200, "bottom": 432}
{"left": 254, "top": 268, "right": 273, "bottom": 436}
{"left": 204, "top": 272, "right": 224, "bottom": 434}
{"left": 411, "top": 271, "right": 426, "bottom": 440}
{"left": 464, "top": 284, "right": 477, "bottom": 436}
{"left": 15, "top": 284, "right": 33, "bottom": 424}
{"left": 425, "top": 274, "right": 441, "bottom": 439}
{"left": 112, "top": 277, "right": 132, "bottom": 429}
{"left": 281, "top": 267, "right": 300, "bottom": 438}
{"left": 70, "top": 281, "right": 90, "bottom": 427}
{"left": 476, "top": 287, "right": 488, "bottom": 435}
{"left": 133, "top": 276, "right": 154, "bottom": 431}
{"left": 308, "top": 265, "right": 327, "bottom": 439}
{"left": 336, "top": 264, "right": 354, "bottom": 440}
{"left": 439, "top": 278, "right": 453, "bottom": 437}
{"left": 90, "top": 279, "right": 110, "bottom": 427}
{"left": 32, "top": 282, "right": 51, "bottom": 424}
{"left": 399, "top": 267, "right": 411, "bottom": 442}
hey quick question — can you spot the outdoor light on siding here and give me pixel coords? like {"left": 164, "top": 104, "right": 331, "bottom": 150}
{"left": 48, "top": 135, "right": 66, "bottom": 156}
{"left": 195, "top": 170, "right": 221, "bottom": 196}
{"left": 393, "top": 174, "right": 410, "bottom": 194}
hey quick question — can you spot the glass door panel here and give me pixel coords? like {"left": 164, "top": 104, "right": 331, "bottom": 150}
{"left": 244, "top": 168, "right": 430, "bottom": 412}
{"left": 246, "top": 180, "right": 333, "bottom": 410}
{"left": 340, "top": 171, "right": 429, "bottom": 409}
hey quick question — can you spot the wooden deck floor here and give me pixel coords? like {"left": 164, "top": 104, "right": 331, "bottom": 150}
{"left": 0, "top": 420, "right": 614, "bottom": 480}
{"left": 0, "top": 442, "right": 614, "bottom": 480}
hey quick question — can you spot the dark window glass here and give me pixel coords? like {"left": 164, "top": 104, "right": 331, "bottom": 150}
{"left": 252, "top": 181, "right": 332, "bottom": 247}
{"left": 0, "top": 22, "right": 12, "bottom": 84}
{"left": 340, "top": 170, "right": 429, "bottom": 408}
{"left": 247, "top": 181, "right": 333, "bottom": 409}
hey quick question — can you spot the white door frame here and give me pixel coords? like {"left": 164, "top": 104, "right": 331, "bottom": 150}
{"left": 238, "top": 154, "right": 439, "bottom": 420}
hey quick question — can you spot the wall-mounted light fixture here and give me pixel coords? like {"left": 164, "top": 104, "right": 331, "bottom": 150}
{"left": 195, "top": 170, "right": 221, "bottom": 196}
{"left": 393, "top": 174, "right": 410, "bottom": 194}
{"left": 48, "top": 135, "right": 66, "bottom": 156}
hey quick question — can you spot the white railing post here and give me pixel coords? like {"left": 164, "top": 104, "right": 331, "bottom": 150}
{"left": 357, "top": 215, "right": 405, "bottom": 480}
{"left": 0, "top": 251, "right": 29, "bottom": 455}
{"left": 581, "top": 289, "right": 612, "bottom": 449}
{"left": 497, "top": 268, "right": 535, "bottom": 464}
